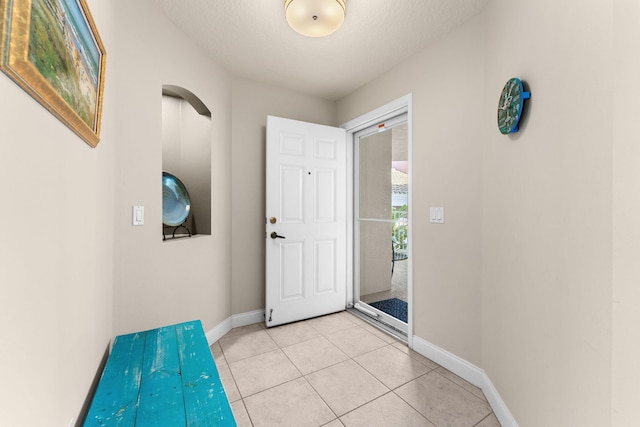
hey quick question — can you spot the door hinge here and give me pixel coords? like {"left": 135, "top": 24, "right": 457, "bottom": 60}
{"left": 268, "top": 308, "right": 273, "bottom": 322}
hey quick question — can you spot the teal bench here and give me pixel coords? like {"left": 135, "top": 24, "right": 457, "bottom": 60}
{"left": 84, "top": 320, "right": 236, "bottom": 426}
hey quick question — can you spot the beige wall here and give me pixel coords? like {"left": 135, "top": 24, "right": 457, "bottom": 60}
{"left": 336, "top": 0, "right": 640, "bottom": 425}
{"left": 483, "top": 1, "right": 612, "bottom": 425}
{"left": 612, "top": 0, "right": 640, "bottom": 424}
{"left": 0, "top": 2, "right": 115, "bottom": 424}
{"left": 2, "top": 0, "right": 639, "bottom": 425}
{"left": 0, "top": 3, "right": 336, "bottom": 422}
{"left": 0, "top": 1, "right": 235, "bottom": 422}
{"left": 230, "top": 78, "right": 335, "bottom": 315}
{"left": 162, "top": 96, "right": 212, "bottom": 235}
{"left": 337, "top": 14, "right": 486, "bottom": 366}
{"left": 111, "top": 0, "right": 233, "bottom": 337}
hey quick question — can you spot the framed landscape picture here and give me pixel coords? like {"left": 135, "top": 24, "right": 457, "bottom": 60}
{"left": 0, "top": 0, "right": 106, "bottom": 147}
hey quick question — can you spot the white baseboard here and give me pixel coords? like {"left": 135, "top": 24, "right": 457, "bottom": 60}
{"left": 412, "top": 335, "right": 484, "bottom": 387}
{"left": 480, "top": 370, "right": 518, "bottom": 427}
{"left": 412, "top": 335, "right": 518, "bottom": 427}
{"left": 205, "top": 309, "right": 266, "bottom": 345}
{"left": 205, "top": 317, "right": 232, "bottom": 345}
{"left": 231, "top": 309, "right": 265, "bottom": 328}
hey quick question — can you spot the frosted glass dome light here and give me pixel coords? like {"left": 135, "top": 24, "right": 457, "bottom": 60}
{"left": 284, "top": 0, "right": 346, "bottom": 37}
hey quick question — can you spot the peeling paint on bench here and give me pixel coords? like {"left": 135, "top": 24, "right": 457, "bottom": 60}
{"left": 84, "top": 320, "right": 236, "bottom": 426}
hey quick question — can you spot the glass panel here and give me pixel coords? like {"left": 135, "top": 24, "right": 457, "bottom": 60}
{"left": 359, "top": 221, "right": 393, "bottom": 300}
{"left": 356, "top": 122, "right": 409, "bottom": 327}
{"left": 358, "top": 131, "right": 392, "bottom": 220}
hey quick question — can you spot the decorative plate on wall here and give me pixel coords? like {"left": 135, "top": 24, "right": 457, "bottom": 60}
{"left": 162, "top": 172, "right": 191, "bottom": 226}
{"left": 497, "top": 77, "right": 531, "bottom": 134}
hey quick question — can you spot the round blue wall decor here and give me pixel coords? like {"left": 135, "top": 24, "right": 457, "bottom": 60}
{"left": 497, "top": 78, "right": 530, "bottom": 134}
{"left": 162, "top": 172, "right": 191, "bottom": 226}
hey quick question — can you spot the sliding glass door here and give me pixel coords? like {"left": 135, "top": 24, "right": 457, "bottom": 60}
{"left": 353, "top": 114, "right": 409, "bottom": 336}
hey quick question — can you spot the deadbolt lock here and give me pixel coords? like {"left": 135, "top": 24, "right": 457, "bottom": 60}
{"left": 270, "top": 217, "right": 277, "bottom": 224}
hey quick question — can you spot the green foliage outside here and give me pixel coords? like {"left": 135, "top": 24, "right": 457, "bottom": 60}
{"left": 28, "top": 0, "right": 95, "bottom": 127}
{"left": 392, "top": 204, "right": 408, "bottom": 253}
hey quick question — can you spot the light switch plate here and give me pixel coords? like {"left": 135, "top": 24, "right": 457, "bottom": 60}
{"left": 132, "top": 205, "right": 144, "bottom": 226}
{"left": 430, "top": 207, "right": 444, "bottom": 224}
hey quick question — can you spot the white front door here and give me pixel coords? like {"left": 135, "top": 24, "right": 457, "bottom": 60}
{"left": 265, "top": 116, "right": 347, "bottom": 327}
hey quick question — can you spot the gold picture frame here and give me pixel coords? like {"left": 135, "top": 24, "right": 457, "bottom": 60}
{"left": 0, "top": 0, "right": 106, "bottom": 147}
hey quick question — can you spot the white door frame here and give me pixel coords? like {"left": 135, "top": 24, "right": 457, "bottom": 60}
{"left": 340, "top": 94, "right": 414, "bottom": 347}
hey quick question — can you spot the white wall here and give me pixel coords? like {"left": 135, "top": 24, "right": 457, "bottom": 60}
{"left": 0, "top": 1, "right": 115, "bottom": 424}
{"left": 230, "top": 78, "right": 335, "bottom": 315}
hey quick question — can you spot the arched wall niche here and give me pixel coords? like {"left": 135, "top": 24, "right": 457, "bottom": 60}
{"left": 162, "top": 85, "right": 212, "bottom": 238}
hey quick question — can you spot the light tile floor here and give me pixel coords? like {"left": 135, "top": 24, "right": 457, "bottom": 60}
{"left": 210, "top": 311, "right": 501, "bottom": 427}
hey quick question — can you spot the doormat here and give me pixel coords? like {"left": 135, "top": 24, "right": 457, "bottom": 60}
{"left": 369, "top": 298, "right": 407, "bottom": 323}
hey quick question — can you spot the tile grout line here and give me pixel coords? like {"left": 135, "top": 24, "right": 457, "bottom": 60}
{"left": 390, "top": 373, "right": 441, "bottom": 426}
{"left": 302, "top": 318, "right": 390, "bottom": 425}
{"left": 227, "top": 314, "right": 386, "bottom": 425}
{"left": 278, "top": 315, "right": 377, "bottom": 426}
{"left": 474, "top": 411, "right": 499, "bottom": 427}
{"left": 217, "top": 311, "right": 496, "bottom": 427}
{"left": 350, "top": 345, "right": 440, "bottom": 391}
{"left": 278, "top": 320, "right": 346, "bottom": 425}
{"left": 430, "top": 369, "right": 493, "bottom": 405}
{"left": 297, "top": 375, "right": 341, "bottom": 425}
{"left": 225, "top": 325, "right": 340, "bottom": 425}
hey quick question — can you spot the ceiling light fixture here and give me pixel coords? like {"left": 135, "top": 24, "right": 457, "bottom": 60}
{"left": 284, "top": 0, "right": 346, "bottom": 38}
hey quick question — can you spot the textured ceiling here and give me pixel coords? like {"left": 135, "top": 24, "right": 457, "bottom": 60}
{"left": 151, "top": 0, "right": 490, "bottom": 101}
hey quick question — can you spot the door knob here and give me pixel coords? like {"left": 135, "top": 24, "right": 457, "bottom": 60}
{"left": 270, "top": 232, "right": 286, "bottom": 239}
